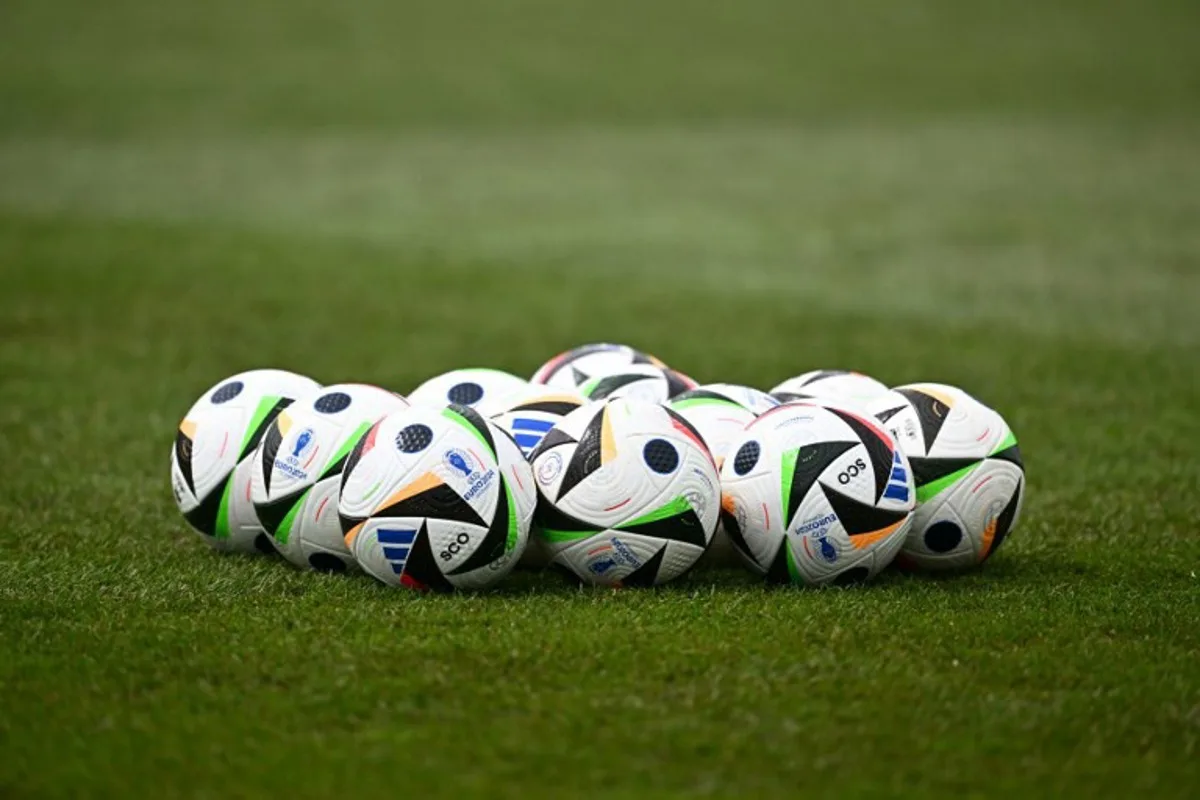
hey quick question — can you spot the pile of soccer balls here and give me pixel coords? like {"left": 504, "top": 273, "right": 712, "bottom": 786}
{"left": 170, "top": 343, "right": 1024, "bottom": 590}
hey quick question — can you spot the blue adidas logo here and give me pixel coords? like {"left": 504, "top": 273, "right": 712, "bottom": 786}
{"left": 510, "top": 417, "right": 555, "bottom": 455}
{"left": 377, "top": 528, "right": 418, "bottom": 574}
{"left": 883, "top": 450, "right": 910, "bottom": 502}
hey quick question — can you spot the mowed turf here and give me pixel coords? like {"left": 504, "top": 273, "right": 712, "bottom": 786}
{"left": 1, "top": 0, "right": 1199, "bottom": 796}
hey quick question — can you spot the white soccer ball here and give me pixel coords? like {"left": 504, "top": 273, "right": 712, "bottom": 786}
{"left": 667, "top": 384, "right": 779, "bottom": 567}
{"left": 719, "top": 402, "right": 915, "bottom": 586}
{"left": 531, "top": 342, "right": 667, "bottom": 390}
{"left": 170, "top": 369, "right": 321, "bottom": 553}
{"left": 250, "top": 384, "right": 410, "bottom": 571}
{"left": 407, "top": 368, "right": 529, "bottom": 411}
{"left": 529, "top": 397, "right": 720, "bottom": 586}
{"left": 771, "top": 370, "right": 890, "bottom": 408}
{"left": 337, "top": 404, "right": 536, "bottom": 591}
{"left": 577, "top": 364, "right": 698, "bottom": 404}
{"left": 867, "top": 383, "right": 1024, "bottom": 570}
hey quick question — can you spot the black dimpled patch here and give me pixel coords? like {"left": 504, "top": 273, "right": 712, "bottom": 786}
{"left": 924, "top": 521, "right": 963, "bottom": 553}
{"left": 733, "top": 441, "right": 761, "bottom": 475}
{"left": 396, "top": 424, "right": 434, "bottom": 453}
{"left": 314, "top": 392, "right": 352, "bottom": 414}
{"left": 448, "top": 382, "right": 485, "bottom": 405}
{"left": 210, "top": 381, "right": 244, "bottom": 404}
{"left": 643, "top": 439, "right": 679, "bottom": 474}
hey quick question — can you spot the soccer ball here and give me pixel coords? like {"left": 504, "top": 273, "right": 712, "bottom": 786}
{"left": 867, "top": 383, "right": 1024, "bottom": 570}
{"left": 578, "top": 364, "right": 698, "bottom": 403}
{"left": 531, "top": 343, "right": 666, "bottom": 389}
{"left": 170, "top": 369, "right": 321, "bottom": 553}
{"left": 719, "top": 402, "right": 915, "bottom": 586}
{"left": 337, "top": 404, "right": 536, "bottom": 591}
{"left": 487, "top": 384, "right": 587, "bottom": 458}
{"left": 530, "top": 397, "right": 720, "bottom": 586}
{"left": 250, "top": 384, "right": 409, "bottom": 571}
{"left": 407, "top": 368, "right": 528, "bottom": 411}
{"left": 667, "top": 384, "right": 779, "bottom": 567}
{"left": 771, "top": 370, "right": 890, "bottom": 408}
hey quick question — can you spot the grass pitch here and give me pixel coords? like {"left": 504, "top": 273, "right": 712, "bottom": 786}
{"left": 2, "top": 1, "right": 1199, "bottom": 796}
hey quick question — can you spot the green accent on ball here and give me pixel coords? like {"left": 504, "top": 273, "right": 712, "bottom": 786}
{"left": 785, "top": 539, "right": 801, "bottom": 584}
{"left": 441, "top": 406, "right": 495, "bottom": 459}
{"left": 990, "top": 429, "right": 1017, "bottom": 456}
{"left": 503, "top": 479, "right": 519, "bottom": 554}
{"left": 321, "top": 421, "right": 373, "bottom": 479}
{"left": 779, "top": 447, "right": 799, "bottom": 529}
{"left": 272, "top": 487, "right": 310, "bottom": 545}
{"left": 241, "top": 395, "right": 282, "bottom": 455}
{"left": 214, "top": 478, "right": 233, "bottom": 539}
{"left": 669, "top": 397, "right": 741, "bottom": 411}
{"left": 579, "top": 377, "right": 602, "bottom": 397}
{"left": 540, "top": 528, "right": 594, "bottom": 543}
{"left": 617, "top": 495, "right": 691, "bottom": 528}
{"left": 915, "top": 461, "right": 979, "bottom": 504}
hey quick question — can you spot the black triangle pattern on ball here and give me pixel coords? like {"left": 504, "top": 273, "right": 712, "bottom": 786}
{"left": 259, "top": 421, "right": 284, "bottom": 495}
{"left": 719, "top": 507, "right": 755, "bottom": 563}
{"left": 896, "top": 388, "right": 949, "bottom": 453}
{"left": 620, "top": 546, "right": 665, "bottom": 588}
{"left": 512, "top": 400, "right": 580, "bottom": 416}
{"left": 535, "top": 496, "right": 603, "bottom": 534}
{"left": 825, "top": 406, "right": 893, "bottom": 504}
{"left": 772, "top": 391, "right": 813, "bottom": 403}
{"left": 339, "top": 510, "right": 365, "bottom": 537}
{"left": 182, "top": 474, "right": 229, "bottom": 537}
{"left": 447, "top": 403, "right": 496, "bottom": 459}
{"left": 374, "top": 482, "right": 488, "bottom": 528}
{"left": 556, "top": 408, "right": 606, "bottom": 502}
{"left": 765, "top": 539, "right": 792, "bottom": 584}
{"left": 800, "top": 370, "right": 850, "bottom": 386}
{"left": 618, "top": 505, "right": 708, "bottom": 548}
{"left": 254, "top": 487, "right": 307, "bottom": 536}
{"left": 785, "top": 440, "right": 857, "bottom": 528}
{"left": 528, "top": 426, "right": 577, "bottom": 462}
{"left": 571, "top": 366, "right": 588, "bottom": 385}
{"left": 448, "top": 475, "right": 511, "bottom": 576}
{"left": 239, "top": 398, "right": 293, "bottom": 461}
{"left": 174, "top": 428, "right": 195, "bottom": 496}
{"left": 875, "top": 405, "right": 907, "bottom": 424}
{"left": 401, "top": 521, "right": 455, "bottom": 592}
{"left": 909, "top": 457, "right": 980, "bottom": 488}
{"left": 630, "top": 351, "right": 656, "bottom": 365}
{"left": 982, "top": 480, "right": 1022, "bottom": 563}
{"left": 664, "top": 370, "right": 693, "bottom": 398}
{"left": 319, "top": 451, "right": 351, "bottom": 482}
{"left": 989, "top": 444, "right": 1024, "bottom": 470}
{"left": 820, "top": 484, "right": 909, "bottom": 536}
{"left": 588, "top": 373, "right": 650, "bottom": 400}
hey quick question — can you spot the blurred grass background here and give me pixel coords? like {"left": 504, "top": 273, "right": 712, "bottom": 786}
{"left": 1, "top": 1, "right": 1198, "bottom": 797}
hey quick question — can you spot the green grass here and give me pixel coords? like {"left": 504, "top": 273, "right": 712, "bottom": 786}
{"left": 2, "top": 0, "right": 1199, "bottom": 796}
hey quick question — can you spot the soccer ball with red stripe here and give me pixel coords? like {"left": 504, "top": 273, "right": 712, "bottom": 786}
{"left": 719, "top": 402, "right": 916, "bottom": 586}
{"left": 531, "top": 342, "right": 666, "bottom": 390}
{"left": 529, "top": 397, "right": 720, "bottom": 587}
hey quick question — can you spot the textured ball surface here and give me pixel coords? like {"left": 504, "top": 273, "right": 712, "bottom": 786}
{"left": 531, "top": 343, "right": 666, "bottom": 390}
{"left": 170, "top": 369, "right": 321, "bottom": 553}
{"left": 530, "top": 397, "right": 719, "bottom": 586}
{"left": 251, "top": 384, "right": 410, "bottom": 571}
{"left": 668, "top": 383, "right": 779, "bottom": 567}
{"left": 407, "top": 368, "right": 529, "bottom": 412}
{"left": 868, "top": 383, "right": 1024, "bottom": 570}
{"left": 578, "top": 364, "right": 697, "bottom": 404}
{"left": 337, "top": 404, "right": 536, "bottom": 591}
{"left": 719, "top": 402, "right": 915, "bottom": 586}
{"left": 771, "top": 370, "right": 890, "bottom": 408}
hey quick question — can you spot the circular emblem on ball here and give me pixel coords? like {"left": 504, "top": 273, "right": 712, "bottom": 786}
{"left": 314, "top": 391, "right": 352, "bottom": 414}
{"left": 642, "top": 439, "right": 679, "bottom": 474}
{"left": 210, "top": 381, "right": 244, "bottom": 404}
{"left": 395, "top": 424, "right": 434, "bottom": 453}
{"left": 733, "top": 441, "right": 760, "bottom": 475}
{"left": 447, "top": 382, "right": 485, "bottom": 405}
